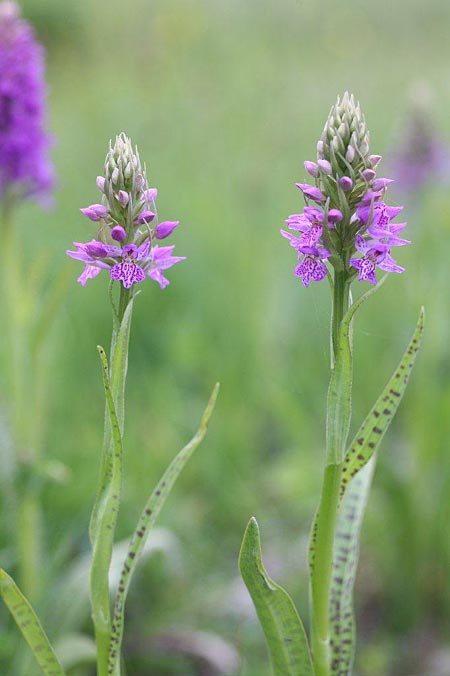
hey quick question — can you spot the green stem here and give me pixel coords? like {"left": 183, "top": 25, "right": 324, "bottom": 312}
{"left": 90, "top": 284, "right": 133, "bottom": 676}
{"left": 311, "top": 270, "right": 351, "bottom": 676}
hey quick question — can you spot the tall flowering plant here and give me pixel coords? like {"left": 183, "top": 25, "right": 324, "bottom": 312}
{"left": 0, "top": 134, "right": 218, "bottom": 676}
{"left": 239, "top": 93, "right": 424, "bottom": 676}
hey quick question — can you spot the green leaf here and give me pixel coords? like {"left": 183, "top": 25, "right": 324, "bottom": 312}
{"left": 330, "top": 307, "right": 425, "bottom": 675}
{"left": 90, "top": 297, "right": 134, "bottom": 546}
{"left": 89, "top": 344, "right": 125, "bottom": 674}
{"left": 108, "top": 383, "right": 220, "bottom": 676}
{"left": 330, "top": 459, "right": 375, "bottom": 675}
{"left": 340, "top": 307, "right": 424, "bottom": 499}
{"left": 0, "top": 568, "right": 65, "bottom": 676}
{"left": 239, "top": 518, "right": 313, "bottom": 676}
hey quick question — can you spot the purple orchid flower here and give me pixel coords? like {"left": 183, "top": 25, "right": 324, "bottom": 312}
{"left": 350, "top": 234, "right": 404, "bottom": 285}
{"left": 294, "top": 244, "right": 331, "bottom": 287}
{"left": 67, "top": 238, "right": 185, "bottom": 289}
{"left": 357, "top": 201, "right": 410, "bottom": 246}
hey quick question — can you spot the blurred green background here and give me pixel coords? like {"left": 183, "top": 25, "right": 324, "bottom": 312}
{"left": 1, "top": 0, "right": 450, "bottom": 674}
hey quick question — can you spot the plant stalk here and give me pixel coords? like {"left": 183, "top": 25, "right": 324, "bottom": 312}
{"left": 310, "top": 269, "right": 351, "bottom": 676}
{"left": 90, "top": 284, "right": 132, "bottom": 676}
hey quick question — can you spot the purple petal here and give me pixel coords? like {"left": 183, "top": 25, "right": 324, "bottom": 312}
{"left": 136, "top": 239, "right": 150, "bottom": 260}
{"left": 377, "top": 253, "right": 405, "bottom": 274}
{"left": 77, "top": 265, "right": 102, "bottom": 286}
{"left": 354, "top": 234, "right": 370, "bottom": 255}
{"left": 148, "top": 268, "right": 170, "bottom": 289}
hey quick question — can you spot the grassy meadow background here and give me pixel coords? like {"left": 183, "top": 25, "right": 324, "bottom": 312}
{"left": 1, "top": 0, "right": 450, "bottom": 674}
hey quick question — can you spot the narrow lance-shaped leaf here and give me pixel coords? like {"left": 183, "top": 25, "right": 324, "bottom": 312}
{"left": 330, "top": 307, "right": 424, "bottom": 675}
{"left": 329, "top": 459, "right": 375, "bottom": 676}
{"left": 0, "top": 569, "right": 65, "bottom": 676}
{"left": 108, "top": 383, "right": 220, "bottom": 676}
{"left": 89, "top": 345, "right": 124, "bottom": 672}
{"left": 90, "top": 297, "right": 133, "bottom": 546}
{"left": 339, "top": 307, "right": 424, "bottom": 499}
{"left": 239, "top": 518, "right": 314, "bottom": 676}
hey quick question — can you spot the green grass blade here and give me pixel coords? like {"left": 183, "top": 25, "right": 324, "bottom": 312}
{"left": 90, "top": 345, "right": 124, "bottom": 674}
{"left": 0, "top": 568, "right": 66, "bottom": 676}
{"left": 340, "top": 307, "right": 424, "bottom": 499}
{"left": 330, "top": 459, "right": 375, "bottom": 675}
{"left": 108, "top": 383, "right": 220, "bottom": 676}
{"left": 239, "top": 518, "right": 313, "bottom": 676}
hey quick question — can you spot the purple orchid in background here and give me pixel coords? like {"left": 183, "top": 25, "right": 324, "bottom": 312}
{"left": 281, "top": 93, "right": 410, "bottom": 287}
{"left": 390, "top": 94, "right": 450, "bottom": 194}
{"left": 67, "top": 133, "right": 185, "bottom": 289}
{"left": 0, "top": 1, "right": 53, "bottom": 203}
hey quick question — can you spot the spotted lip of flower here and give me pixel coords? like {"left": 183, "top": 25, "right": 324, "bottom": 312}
{"left": 294, "top": 244, "right": 331, "bottom": 287}
{"left": 110, "top": 243, "right": 148, "bottom": 289}
{"left": 67, "top": 238, "right": 186, "bottom": 289}
{"left": 350, "top": 234, "right": 404, "bottom": 285}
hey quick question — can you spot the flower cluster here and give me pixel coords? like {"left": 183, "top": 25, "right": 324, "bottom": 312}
{"left": 67, "top": 134, "right": 184, "bottom": 289}
{"left": 281, "top": 93, "right": 409, "bottom": 287}
{"left": 0, "top": 2, "right": 53, "bottom": 202}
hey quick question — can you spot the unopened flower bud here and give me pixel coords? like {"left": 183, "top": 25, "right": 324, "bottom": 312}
{"left": 304, "top": 161, "right": 319, "bottom": 177}
{"left": 339, "top": 176, "right": 353, "bottom": 191}
{"left": 111, "top": 225, "right": 127, "bottom": 242}
{"left": 144, "top": 188, "right": 158, "bottom": 202}
{"left": 104, "top": 132, "right": 145, "bottom": 199}
{"left": 372, "top": 177, "right": 393, "bottom": 191}
{"left": 361, "top": 168, "right": 376, "bottom": 181}
{"left": 80, "top": 204, "right": 108, "bottom": 222}
{"left": 136, "top": 209, "right": 155, "bottom": 225}
{"left": 96, "top": 176, "right": 105, "bottom": 192}
{"left": 346, "top": 146, "right": 355, "bottom": 163}
{"left": 368, "top": 154, "right": 382, "bottom": 168}
{"left": 328, "top": 209, "right": 343, "bottom": 224}
{"left": 116, "top": 190, "right": 129, "bottom": 206}
{"left": 156, "top": 220, "right": 179, "bottom": 239}
{"left": 135, "top": 174, "right": 145, "bottom": 191}
{"left": 318, "top": 159, "right": 332, "bottom": 175}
